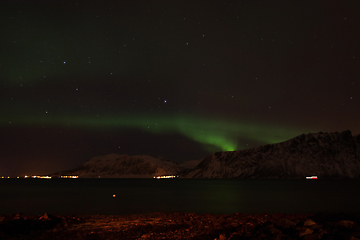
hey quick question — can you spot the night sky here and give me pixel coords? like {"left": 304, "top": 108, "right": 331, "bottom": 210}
{"left": 1, "top": 1, "right": 359, "bottom": 176}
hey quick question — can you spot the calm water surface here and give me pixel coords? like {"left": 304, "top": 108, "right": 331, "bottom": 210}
{"left": 1, "top": 179, "right": 360, "bottom": 215}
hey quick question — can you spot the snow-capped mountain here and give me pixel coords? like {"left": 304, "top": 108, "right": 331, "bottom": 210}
{"left": 53, "top": 153, "right": 190, "bottom": 178}
{"left": 184, "top": 130, "right": 360, "bottom": 179}
{"left": 53, "top": 130, "right": 360, "bottom": 179}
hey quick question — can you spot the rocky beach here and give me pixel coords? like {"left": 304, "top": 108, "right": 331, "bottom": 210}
{"left": 1, "top": 212, "right": 360, "bottom": 239}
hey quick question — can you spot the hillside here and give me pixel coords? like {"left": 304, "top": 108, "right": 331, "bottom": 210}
{"left": 53, "top": 130, "right": 360, "bottom": 179}
{"left": 184, "top": 130, "right": 360, "bottom": 179}
{"left": 52, "top": 153, "right": 188, "bottom": 178}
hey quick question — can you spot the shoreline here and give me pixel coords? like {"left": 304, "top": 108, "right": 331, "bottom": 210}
{"left": 1, "top": 212, "right": 360, "bottom": 239}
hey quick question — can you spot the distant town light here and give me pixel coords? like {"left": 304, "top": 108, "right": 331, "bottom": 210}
{"left": 60, "top": 176, "right": 79, "bottom": 178}
{"left": 153, "top": 175, "right": 178, "bottom": 179}
{"left": 31, "top": 175, "right": 52, "bottom": 179}
{"left": 306, "top": 176, "right": 318, "bottom": 179}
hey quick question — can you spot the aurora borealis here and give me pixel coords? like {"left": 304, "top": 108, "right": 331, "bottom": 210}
{"left": 1, "top": 1, "right": 360, "bottom": 176}
{"left": 3, "top": 114, "right": 305, "bottom": 151}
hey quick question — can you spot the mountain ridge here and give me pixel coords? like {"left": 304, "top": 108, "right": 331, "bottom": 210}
{"left": 53, "top": 130, "right": 360, "bottom": 179}
{"left": 52, "top": 153, "right": 188, "bottom": 178}
{"left": 184, "top": 130, "right": 360, "bottom": 179}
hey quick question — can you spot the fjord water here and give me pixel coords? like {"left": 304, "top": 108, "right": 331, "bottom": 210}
{"left": 1, "top": 179, "right": 360, "bottom": 215}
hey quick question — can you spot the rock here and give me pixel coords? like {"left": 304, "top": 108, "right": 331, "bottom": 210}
{"left": 337, "top": 220, "right": 354, "bottom": 229}
{"left": 264, "top": 223, "right": 275, "bottom": 229}
{"left": 303, "top": 233, "right": 322, "bottom": 240}
{"left": 13, "top": 213, "right": 23, "bottom": 220}
{"left": 229, "top": 232, "right": 243, "bottom": 240}
{"left": 353, "top": 224, "right": 360, "bottom": 232}
{"left": 141, "top": 233, "right": 151, "bottom": 239}
{"left": 270, "top": 227, "right": 282, "bottom": 235}
{"left": 304, "top": 219, "right": 316, "bottom": 227}
{"left": 268, "top": 227, "right": 283, "bottom": 240}
{"left": 299, "top": 228, "right": 313, "bottom": 237}
{"left": 40, "top": 213, "right": 49, "bottom": 220}
{"left": 253, "top": 232, "right": 268, "bottom": 240}
{"left": 309, "top": 224, "right": 322, "bottom": 230}
{"left": 275, "top": 218, "right": 296, "bottom": 228}
{"left": 1, "top": 212, "right": 360, "bottom": 240}
{"left": 218, "top": 234, "right": 227, "bottom": 240}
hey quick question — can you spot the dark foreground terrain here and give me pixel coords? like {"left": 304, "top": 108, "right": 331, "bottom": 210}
{"left": 1, "top": 212, "right": 360, "bottom": 239}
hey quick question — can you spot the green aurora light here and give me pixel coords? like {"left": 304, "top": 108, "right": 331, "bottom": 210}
{"left": 4, "top": 114, "right": 308, "bottom": 153}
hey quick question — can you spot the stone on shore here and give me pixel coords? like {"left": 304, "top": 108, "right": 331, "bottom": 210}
{"left": 0, "top": 212, "right": 360, "bottom": 239}
{"left": 304, "top": 218, "right": 317, "bottom": 227}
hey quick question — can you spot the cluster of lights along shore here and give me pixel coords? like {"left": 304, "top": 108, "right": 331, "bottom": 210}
{"left": 24, "top": 175, "right": 79, "bottom": 179}
{"left": 0, "top": 175, "right": 79, "bottom": 179}
{"left": 1, "top": 175, "right": 318, "bottom": 179}
{"left": 306, "top": 175, "right": 318, "bottom": 179}
{"left": 1, "top": 175, "right": 175, "bottom": 179}
{"left": 153, "top": 175, "right": 178, "bottom": 179}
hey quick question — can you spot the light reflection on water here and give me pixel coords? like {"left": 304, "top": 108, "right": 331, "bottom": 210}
{"left": 1, "top": 179, "right": 360, "bottom": 215}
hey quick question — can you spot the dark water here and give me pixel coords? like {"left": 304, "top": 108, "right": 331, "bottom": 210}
{"left": 1, "top": 179, "right": 360, "bottom": 215}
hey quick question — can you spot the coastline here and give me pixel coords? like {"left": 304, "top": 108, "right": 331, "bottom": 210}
{"left": 1, "top": 212, "right": 360, "bottom": 239}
